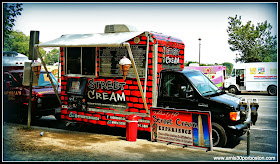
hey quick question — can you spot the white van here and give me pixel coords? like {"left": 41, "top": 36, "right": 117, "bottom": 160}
{"left": 224, "top": 62, "right": 277, "bottom": 96}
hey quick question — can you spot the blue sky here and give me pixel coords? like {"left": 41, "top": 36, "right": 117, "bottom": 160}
{"left": 10, "top": 2, "right": 277, "bottom": 64}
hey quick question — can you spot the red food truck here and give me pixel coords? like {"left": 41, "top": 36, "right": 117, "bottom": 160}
{"left": 38, "top": 24, "right": 184, "bottom": 132}
{"left": 36, "top": 24, "right": 258, "bottom": 147}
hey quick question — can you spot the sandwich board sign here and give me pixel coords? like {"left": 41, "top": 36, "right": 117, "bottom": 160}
{"left": 150, "top": 107, "right": 212, "bottom": 151}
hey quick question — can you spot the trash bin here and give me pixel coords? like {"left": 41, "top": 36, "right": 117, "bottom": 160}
{"left": 125, "top": 115, "right": 139, "bottom": 141}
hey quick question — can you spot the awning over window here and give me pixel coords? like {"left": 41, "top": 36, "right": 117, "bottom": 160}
{"left": 37, "top": 31, "right": 145, "bottom": 47}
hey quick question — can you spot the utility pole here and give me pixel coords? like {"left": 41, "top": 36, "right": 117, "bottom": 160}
{"left": 198, "top": 38, "right": 201, "bottom": 65}
{"left": 27, "top": 61, "right": 33, "bottom": 129}
{"left": 27, "top": 31, "right": 39, "bottom": 129}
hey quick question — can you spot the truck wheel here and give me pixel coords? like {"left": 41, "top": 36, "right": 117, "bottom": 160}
{"left": 212, "top": 123, "right": 227, "bottom": 147}
{"left": 267, "top": 85, "right": 277, "bottom": 96}
{"left": 228, "top": 86, "right": 238, "bottom": 94}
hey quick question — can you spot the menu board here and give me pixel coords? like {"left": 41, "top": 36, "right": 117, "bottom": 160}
{"left": 99, "top": 45, "right": 147, "bottom": 78}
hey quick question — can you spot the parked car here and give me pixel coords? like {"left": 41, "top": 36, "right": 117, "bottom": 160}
{"left": 3, "top": 69, "right": 61, "bottom": 123}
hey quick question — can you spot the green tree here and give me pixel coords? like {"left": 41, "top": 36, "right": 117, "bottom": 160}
{"left": 4, "top": 30, "right": 29, "bottom": 54}
{"left": 222, "top": 62, "right": 233, "bottom": 76}
{"left": 4, "top": 30, "right": 47, "bottom": 61}
{"left": 45, "top": 49, "right": 59, "bottom": 65}
{"left": 3, "top": 3, "right": 23, "bottom": 43}
{"left": 227, "top": 15, "right": 277, "bottom": 62}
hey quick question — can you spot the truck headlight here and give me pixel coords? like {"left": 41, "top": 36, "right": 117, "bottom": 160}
{"left": 230, "top": 111, "right": 240, "bottom": 121}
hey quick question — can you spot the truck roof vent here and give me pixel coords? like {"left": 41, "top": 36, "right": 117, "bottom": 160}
{"left": 104, "top": 24, "right": 137, "bottom": 33}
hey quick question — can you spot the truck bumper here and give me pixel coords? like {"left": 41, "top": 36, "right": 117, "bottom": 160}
{"left": 228, "top": 122, "right": 249, "bottom": 131}
{"left": 227, "top": 118, "right": 252, "bottom": 137}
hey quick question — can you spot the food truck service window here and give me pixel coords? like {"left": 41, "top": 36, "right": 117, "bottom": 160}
{"left": 66, "top": 47, "right": 96, "bottom": 76}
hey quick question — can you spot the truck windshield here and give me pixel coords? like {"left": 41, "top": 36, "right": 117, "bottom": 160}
{"left": 184, "top": 71, "right": 220, "bottom": 96}
{"left": 37, "top": 72, "right": 59, "bottom": 87}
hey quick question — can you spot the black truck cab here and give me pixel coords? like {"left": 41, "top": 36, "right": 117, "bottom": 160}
{"left": 157, "top": 69, "right": 256, "bottom": 147}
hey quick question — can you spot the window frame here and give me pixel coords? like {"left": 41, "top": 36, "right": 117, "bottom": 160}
{"left": 160, "top": 72, "right": 193, "bottom": 99}
{"left": 4, "top": 73, "right": 21, "bottom": 88}
{"left": 64, "top": 47, "right": 97, "bottom": 78}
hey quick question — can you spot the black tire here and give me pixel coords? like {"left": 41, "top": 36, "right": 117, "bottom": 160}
{"left": 212, "top": 122, "right": 227, "bottom": 147}
{"left": 228, "top": 86, "right": 238, "bottom": 95}
{"left": 267, "top": 85, "right": 277, "bottom": 96}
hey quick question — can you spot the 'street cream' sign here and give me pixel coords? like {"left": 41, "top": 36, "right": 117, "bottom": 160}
{"left": 150, "top": 107, "right": 212, "bottom": 150}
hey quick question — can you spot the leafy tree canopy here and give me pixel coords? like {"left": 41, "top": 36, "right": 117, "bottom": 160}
{"left": 45, "top": 48, "right": 60, "bottom": 65}
{"left": 3, "top": 3, "right": 23, "bottom": 38}
{"left": 3, "top": 30, "right": 60, "bottom": 65}
{"left": 227, "top": 15, "right": 277, "bottom": 63}
{"left": 222, "top": 62, "right": 233, "bottom": 76}
{"left": 4, "top": 30, "right": 29, "bottom": 55}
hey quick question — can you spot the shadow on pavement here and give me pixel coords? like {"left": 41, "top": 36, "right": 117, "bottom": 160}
{"left": 224, "top": 136, "right": 241, "bottom": 148}
{"left": 63, "top": 123, "right": 151, "bottom": 141}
